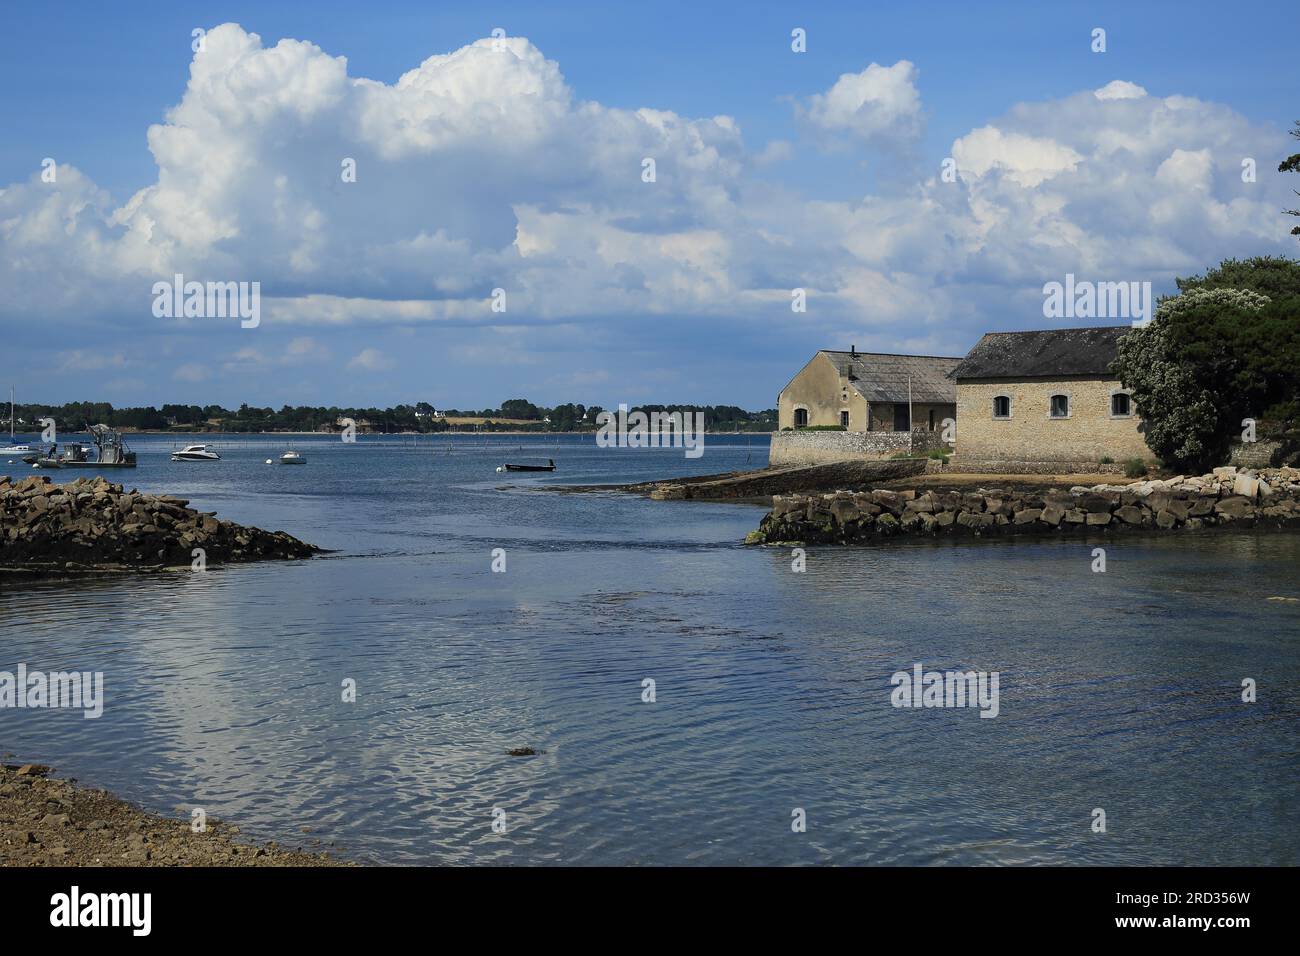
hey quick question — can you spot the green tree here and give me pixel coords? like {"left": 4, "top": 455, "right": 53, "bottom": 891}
{"left": 1114, "top": 261, "right": 1300, "bottom": 470}
{"left": 499, "top": 398, "right": 540, "bottom": 420}
{"left": 1176, "top": 254, "right": 1300, "bottom": 298}
{"left": 1280, "top": 120, "right": 1300, "bottom": 243}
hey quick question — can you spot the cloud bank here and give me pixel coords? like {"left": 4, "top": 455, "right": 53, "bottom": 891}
{"left": 0, "top": 24, "right": 1293, "bottom": 403}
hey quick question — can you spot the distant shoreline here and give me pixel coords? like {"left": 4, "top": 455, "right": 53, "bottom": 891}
{"left": 7, "top": 429, "right": 776, "bottom": 438}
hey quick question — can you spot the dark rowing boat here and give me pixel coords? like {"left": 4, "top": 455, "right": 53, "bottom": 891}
{"left": 501, "top": 459, "right": 556, "bottom": 472}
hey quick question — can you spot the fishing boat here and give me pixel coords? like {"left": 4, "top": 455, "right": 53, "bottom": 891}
{"left": 49, "top": 425, "right": 137, "bottom": 469}
{"left": 35, "top": 443, "right": 97, "bottom": 468}
{"left": 172, "top": 444, "right": 221, "bottom": 461}
{"left": 280, "top": 451, "right": 306, "bottom": 464}
{"left": 499, "top": 458, "right": 556, "bottom": 472}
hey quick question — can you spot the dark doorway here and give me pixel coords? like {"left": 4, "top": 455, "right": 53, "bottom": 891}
{"left": 893, "top": 404, "right": 910, "bottom": 432}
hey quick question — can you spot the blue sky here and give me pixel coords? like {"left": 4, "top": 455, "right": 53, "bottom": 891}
{"left": 1, "top": 1, "right": 1296, "bottom": 411}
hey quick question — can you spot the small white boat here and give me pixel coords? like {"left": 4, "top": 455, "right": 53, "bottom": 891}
{"left": 2, "top": 387, "right": 30, "bottom": 456}
{"left": 172, "top": 444, "right": 220, "bottom": 462}
{"left": 279, "top": 451, "right": 306, "bottom": 464}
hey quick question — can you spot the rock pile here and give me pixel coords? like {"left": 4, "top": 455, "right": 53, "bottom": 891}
{"left": 748, "top": 466, "right": 1300, "bottom": 545}
{"left": 0, "top": 474, "right": 317, "bottom": 574}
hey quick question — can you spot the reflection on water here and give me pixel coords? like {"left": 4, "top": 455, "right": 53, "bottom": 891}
{"left": 2, "top": 434, "right": 1298, "bottom": 864}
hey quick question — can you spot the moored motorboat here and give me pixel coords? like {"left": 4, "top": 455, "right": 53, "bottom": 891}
{"left": 280, "top": 451, "right": 306, "bottom": 464}
{"left": 172, "top": 443, "right": 221, "bottom": 461}
{"left": 500, "top": 458, "right": 556, "bottom": 472}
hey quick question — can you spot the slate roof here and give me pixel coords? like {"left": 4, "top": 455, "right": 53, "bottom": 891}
{"left": 950, "top": 326, "right": 1129, "bottom": 380}
{"left": 820, "top": 351, "right": 962, "bottom": 404}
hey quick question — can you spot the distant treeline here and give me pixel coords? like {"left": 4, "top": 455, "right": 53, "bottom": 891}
{"left": 4, "top": 399, "right": 778, "bottom": 434}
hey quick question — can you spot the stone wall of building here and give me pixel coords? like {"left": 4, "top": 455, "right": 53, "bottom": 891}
{"left": 946, "top": 458, "right": 1127, "bottom": 475}
{"left": 778, "top": 354, "right": 866, "bottom": 430}
{"left": 769, "top": 428, "right": 948, "bottom": 466}
{"left": 955, "top": 375, "right": 1151, "bottom": 464}
{"left": 866, "top": 401, "right": 954, "bottom": 433}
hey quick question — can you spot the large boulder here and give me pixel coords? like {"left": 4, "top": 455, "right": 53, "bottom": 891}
{"left": 1215, "top": 496, "right": 1255, "bottom": 518}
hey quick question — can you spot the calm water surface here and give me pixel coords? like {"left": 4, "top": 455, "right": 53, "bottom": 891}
{"left": 2, "top": 433, "right": 1298, "bottom": 865}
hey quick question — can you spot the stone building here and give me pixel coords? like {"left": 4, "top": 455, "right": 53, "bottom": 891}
{"left": 777, "top": 348, "right": 961, "bottom": 433}
{"left": 949, "top": 326, "right": 1150, "bottom": 470}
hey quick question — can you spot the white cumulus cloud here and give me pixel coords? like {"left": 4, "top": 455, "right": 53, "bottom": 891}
{"left": 1094, "top": 80, "right": 1148, "bottom": 101}
{"left": 346, "top": 347, "right": 394, "bottom": 371}
{"left": 803, "top": 60, "right": 922, "bottom": 140}
{"left": 0, "top": 26, "right": 1294, "bottom": 393}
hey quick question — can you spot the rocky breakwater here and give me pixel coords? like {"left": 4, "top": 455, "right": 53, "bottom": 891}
{"left": 747, "top": 466, "right": 1300, "bottom": 545}
{"left": 634, "top": 458, "right": 927, "bottom": 501}
{"left": 0, "top": 474, "right": 317, "bottom": 575}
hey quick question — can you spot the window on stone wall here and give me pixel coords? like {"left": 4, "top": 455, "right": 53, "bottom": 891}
{"left": 840, "top": 410, "right": 849, "bottom": 428}
{"left": 1049, "top": 394, "right": 1070, "bottom": 418}
{"left": 794, "top": 408, "right": 808, "bottom": 427}
{"left": 992, "top": 395, "right": 1011, "bottom": 418}
{"left": 1111, "top": 392, "right": 1131, "bottom": 417}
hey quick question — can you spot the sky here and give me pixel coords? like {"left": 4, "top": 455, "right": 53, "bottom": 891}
{"left": 1, "top": 0, "right": 1296, "bottom": 411}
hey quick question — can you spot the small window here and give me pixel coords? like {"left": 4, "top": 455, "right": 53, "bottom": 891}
{"left": 992, "top": 395, "right": 1011, "bottom": 419}
{"left": 928, "top": 409, "right": 935, "bottom": 431}
{"left": 840, "top": 410, "right": 849, "bottom": 428}
{"left": 794, "top": 408, "right": 808, "bottom": 427}
{"left": 1111, "top": 393, "right": 1131, "bottom": 417}
{"left": 1050, "top": 394, "right": 1070, "bottom": 418}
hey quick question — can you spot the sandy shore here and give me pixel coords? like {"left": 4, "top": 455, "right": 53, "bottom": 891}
{"left": 0, "top": 761, "right": 346, "bottom": 867}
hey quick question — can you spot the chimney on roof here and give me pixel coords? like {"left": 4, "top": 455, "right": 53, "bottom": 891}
{"left": 850, "top": 344, "right": 856, "bottom": 357}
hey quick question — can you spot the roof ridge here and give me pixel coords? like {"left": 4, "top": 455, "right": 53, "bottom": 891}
{"left": 979, "top": 325, "right": 1130, "bottom": 336}
{"left": 819, "top": 350, "right": 965, "bottom": 359}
